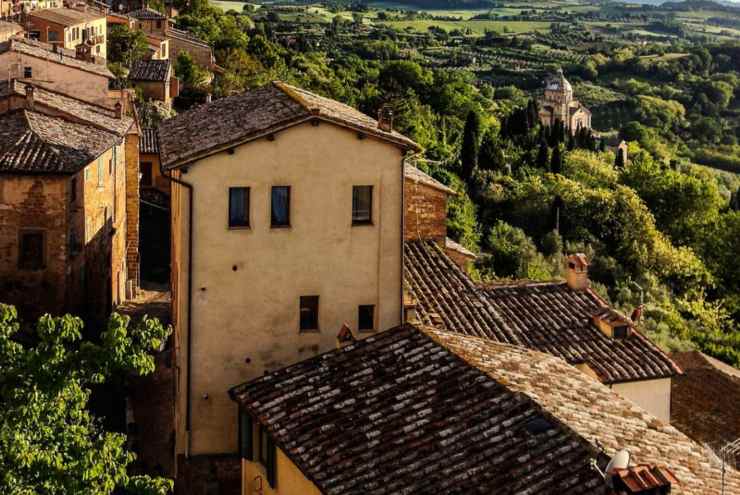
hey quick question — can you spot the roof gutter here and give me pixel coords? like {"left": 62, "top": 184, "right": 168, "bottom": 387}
{"left": 159, "top": 155, "right": 195, "bottom": 457}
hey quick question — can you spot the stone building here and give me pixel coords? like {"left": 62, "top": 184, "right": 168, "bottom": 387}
{"left": 129, "top": 58, "right": 178, "bottom": 108}
{"left": 158, "top": 81, "right": 420, "bottom": 482}
{"left": 0, "top": 82, "right": 138, "bottom": 320}
{"left": 538, "top": 68, "right": 591, "bottom": 131}
{"left": 0, "top": 37, "right": 113, "bottom": 104}
{"left": 28, "top": 7, "right": 107, "bottom": 58}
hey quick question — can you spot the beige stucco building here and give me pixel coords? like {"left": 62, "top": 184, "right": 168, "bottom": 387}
{"left": 28, "top": 8, "right": 107, "bottom": 58}
{"left": 158, "top": 82, "right": 420, "bottom": 473}
{"left": 538, "top": 68, "right": 591, "bottom": 130}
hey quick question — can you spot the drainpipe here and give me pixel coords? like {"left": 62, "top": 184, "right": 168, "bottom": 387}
{"left": 159, "top": 158, "right": 194, "bottom": 458}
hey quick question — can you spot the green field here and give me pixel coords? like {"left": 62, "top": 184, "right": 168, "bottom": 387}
{"left": 380, "top": 19, "right": 551, "bottom": 35}
{"left": 212, "top": 0, "right": 255, "bottom": 12}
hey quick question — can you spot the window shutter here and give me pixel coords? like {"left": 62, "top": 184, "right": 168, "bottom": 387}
{"left": 266, "top": 435, "right": 277, "bottom": 488}
{"left": 239, "top": 411, "right": 253, "bottom": 460}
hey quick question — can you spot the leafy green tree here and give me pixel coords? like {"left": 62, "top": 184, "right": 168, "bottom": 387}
{"left": 485, "top": 220, "right": 551, "bottom": 279}
{"left": 479, "top": 130, "right": 505, "bottom": 172}
{"left": 460, "top": 110, "right": 482, "bottom": 181}
{"left": 0, "top": 305, "right": 173, "bottom": 494}
{"left": 175, "top": 52, "right": 210, "bottom": 91}
{"left": 107, "top": 24, "right": 148, "bottom": 67}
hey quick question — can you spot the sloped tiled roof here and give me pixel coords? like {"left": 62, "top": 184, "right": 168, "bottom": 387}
{"left": 140, "top": 128, "right": 159, "bottom": 154}
{"left": 128, "top": 7, "right": 167, "bottom": 20}
{"left": 129, "top": 59, "right": 170, "bottom": 82}
{"left": 428, "top": 328, "right": 740, "bottom": 494}
{"left": 231, "top": 325, "right": 606, "bottom": 495}
{"left": 0, "top": 110, "right": 118, "bottom": 174}
{"left": 29, "top": 7, "right": 104, "bottom": 25}
{"left": 670, "top": 351, "right": 740, "bottom": 468}
{"left": 166, "top": 27, "right": 211, "bottom": 49}
{"left": 0, "top": 37, "right": 113, "bottom": 79}
{"left": 0, "top": 80, "right": 133, "bottom": 136}
{"left": 158, "top": 81, "right": 420, "bottom": 169}
{"left": 404, "top": 164, "right": 456, "bottom": 195}
{"left": 404, "top": 240, "right": 681, "bottom": 384}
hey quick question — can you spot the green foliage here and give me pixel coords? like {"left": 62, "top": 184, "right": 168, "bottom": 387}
{"left": 483, "top": 220, "right": 553, "bottom": 280}
{"left": 444, "top": 173, "right": 481, "bottom": 252}
{"left": 175, "top": 52, "right": 211, "bottom": 91}
{"left": 460, "top": 110, "right": 482, "bottom": 181}
{"left": 0, "top": 306, "right": 173, "bottom": 494}
{"left": 107, "top": 24, "right": 148, "bottom": 67}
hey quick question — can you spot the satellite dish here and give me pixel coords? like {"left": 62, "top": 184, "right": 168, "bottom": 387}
{"left": 606, "top": 449, "right": 631, "bottom": 474}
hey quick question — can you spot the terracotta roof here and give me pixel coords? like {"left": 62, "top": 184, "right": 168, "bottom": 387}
{"left": 128, "top": 7, "right": 166, "bottom": 20}
{"left": 404, "top": 240, "right": 681, "bottom": 384}
{"left": 0, "top": 110, "right": 118, "bottom": 174}
{"left": 0, "top": 80, "right": 133, "bottom": 136}
{"left": 611, "top": 464, "right": 678, "bottom": 493}
{"left": 426, "top": 328, "right": 740, "bottom": 494}
{"left": 231, "top": 325, "right": 606, "bottom": 495}
{"left": 158, "top": 81, "right": 420, "bottom": 169}
{"left": 404, "top": 164, "right": 456, "bottom": 195}
{"left": 166, "top": 27, "right": 210, "bottom": 49}
{"left": 129, "top": 58, "right": 170, "bottom": 82}
{"left": 29, "top": 7, "right": 104, "bottom": 25}
{"left": 140, "top": 128, "right": 159, "bottom": 154}
{"left": 0, "top": 37, "right": 113, "bottom": 79}
{"left": 670, "top": 351, "right": 740, "bottom": 468}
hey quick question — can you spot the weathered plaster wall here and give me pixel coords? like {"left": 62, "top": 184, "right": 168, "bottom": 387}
{"left": 241, "top": 450, "right": 322, "bottom": 495}
{"left": 612, "top": 377, "right": 672, "bottom": 424}
{"left": 172, "top": 121, "right": 404, "bottom": 456}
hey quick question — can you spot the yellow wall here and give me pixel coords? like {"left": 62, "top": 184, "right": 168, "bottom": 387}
{"left": 611, "top": 377, "right": 672, "bottom": 423}
{"left": 241, "top": 450, "right": 322, "bottom": 495}
{"left": 29, "top": 16, "right": 107, "bottom": 57}
{"left": 172, "top": 121, "right": 405, "bottom": 456}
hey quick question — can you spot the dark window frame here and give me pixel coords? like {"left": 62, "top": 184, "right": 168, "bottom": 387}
{"left": 299, "top": 295, "right": 319, "bottom": 332}
{"left": 23, "top": 66, "right": 32, "bottom": 78}
{"left": 358, "top": 304, "right": 375, "bottom": 332}
{"left": 228, "top": 187, "right": 250, "bottom": 228}
{"left": 141, "top": 162, "right": 153, "bottom": 187}
{"left": 18, "top": 230, "right": 45, "bottom": 270}
{"left": 239, "top": 410, "right": 253, "bottom": 460}
{"left": 270, "top": 186, "right": 291, "bottom": 228}
{"left": 352, "top": 185, "right": 373, "bottom": 225}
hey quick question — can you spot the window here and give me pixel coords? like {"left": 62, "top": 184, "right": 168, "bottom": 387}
{"left": 358, "top": 305, "right": 375, "bottom": 331}
{"left": 352, "top": 185, "right": 373, "bottom": 225}
{"left": 23, "top": 66, "right": 32, "bottom": 78}
{"left": 19, "top": 231, "right": 44, "bottom": 270}
{"left": 156, "top": 20, "right": 162, "bottom": 29}
{"left": 97, "top": 159, "right": 104, "bottom": 188}
{"left": 228, "top": 187, "right": 249, "bottom": 228}
{"left": 141, "top": 162, "right": 153, "bottom": 187}
{"left": 299, "top": 295, "right": 319, "bottom": 331}
{"left": 271, "top": 186, "right": 290, "bottom": 227}
{"left": 48, "top": 30, "right": 59, "bottom": 41}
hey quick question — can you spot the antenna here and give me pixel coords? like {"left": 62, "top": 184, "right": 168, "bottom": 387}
{"left": 591, "top": 449, "right": 631, "bottom": 488}
{"left": 721, "top": 438, "right": 740, "bottom": 495}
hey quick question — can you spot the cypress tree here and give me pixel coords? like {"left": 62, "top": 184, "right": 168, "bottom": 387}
{"left": 536, "top": 139, "right": 549, "bottom": 169}
{"left": 550, "top": 144, "right": 562, "bottom": 174}
{"left": 567, "top": 132, "right": 575, "bottom": 151}
{"left": 461, "top": 110, "right": 482, "bottom": 181}
{"left": 615, "top": 147, "right": 626, "bottom": 168}
{"left": 599, "top": 139, "right": 607, "bottom": 152}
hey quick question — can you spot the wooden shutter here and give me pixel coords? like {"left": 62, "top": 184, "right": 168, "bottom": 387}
{"left": 239, "top": 411, "right": 253, "bottom": 460}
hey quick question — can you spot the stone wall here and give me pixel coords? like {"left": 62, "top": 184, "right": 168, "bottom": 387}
{"left": 404, "top": 178, "right": 447, "bottom": 242}
{"left": 125, "top": 131, "right": 141, "bottom": 292}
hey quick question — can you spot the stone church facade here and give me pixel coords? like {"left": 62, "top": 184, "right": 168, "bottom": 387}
{"left": 538, "top": 68, "right": 591, "bottom": 131}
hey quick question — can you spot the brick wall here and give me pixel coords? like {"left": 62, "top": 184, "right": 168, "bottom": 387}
{"left": 125, "top": 131, "right": 141, "bottom": 291}
{"left": 176, "top": 454, "right": 241, "bottom": 495}
{"left": 404, "top": 178, "right": 448, "bottom": 242}
{"left": 0, "top": 175, "right": 68, "bottom": 318}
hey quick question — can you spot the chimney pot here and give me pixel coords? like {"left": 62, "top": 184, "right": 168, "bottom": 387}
{"left": 565, "top": 253, "right": 589, "bottom": 291}
{"left": 377, "top": 106, "right": 393, "bottom": 132}
{"left": 336, "top": 323, "right": 355, "bottom": 349}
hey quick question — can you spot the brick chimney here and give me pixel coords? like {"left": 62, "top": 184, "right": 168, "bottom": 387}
{"left": 609, "top": 464, "right": 677, "bottom": 494}
{"left": 565, "top": 253, "right": 589, "bottom": 291}
{"left": 25, "top": 84, "right": 34, "bottom": 110}
{"left": 377, "top": 106, "right": 393, "bottom": 132}
{"left": 336, "top": 323, "right": 355, "bottom": 349}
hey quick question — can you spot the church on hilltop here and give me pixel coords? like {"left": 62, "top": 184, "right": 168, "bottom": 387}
{"left": 538, "top": 68, "right": 591, "bottom": 131}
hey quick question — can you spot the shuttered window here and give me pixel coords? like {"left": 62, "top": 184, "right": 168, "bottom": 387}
{"left": 352, "top": 185, "right": 373, "bottom": 225}
{"left": 228, "top": 187, "right": 250, "bottom": 228}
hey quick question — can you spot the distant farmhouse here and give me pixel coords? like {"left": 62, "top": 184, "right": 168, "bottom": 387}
{"left": 538, "top": 68, "right": 592, "bottom": 130}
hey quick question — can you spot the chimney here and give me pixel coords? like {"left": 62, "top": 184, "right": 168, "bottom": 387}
{"left": 114, "top": 101, "right": 122, "bottom": 119}
{"left": 25, "top": 84, "right": 34, "bottom": 110}
{"left": 609, "top": 464, "right": 677, "bottom": 494}
{"left": 630, "top": 304, "right": 644, "bottom": 323}
{"left": 565, "top": 253, "right": 589, "bottom": 291}
{"left": 592, "top": 307, "right": 632, "bottom": 340}
{"left": 336, "top": 323, "right": 355, "bottom": 349}
{"left": 377, "top": 106, "right": 393, "bottom": 132}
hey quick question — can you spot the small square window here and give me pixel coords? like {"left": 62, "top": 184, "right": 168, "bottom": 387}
{"left": 23, "top": 66, "right": 32, "bottom": 78}
{"left": 299, "top": 295, "right": 319, "bottom": 331}
{"left": 141, "top": 162, "right": 153, "bottom": 187}
{"left": 352, "top": 185, "right": 372, "bottom": 225}
{"left": 358, "top": 305, "right": 375, "bottom": 331}
{"left": 19, "top": 231, "right": 44, "bottom": 270}
{"left": 271, "top": 186, "right": 290, "bottom": 228}
{"left": 228, "top": 187, "right": 249, "bottom": 228}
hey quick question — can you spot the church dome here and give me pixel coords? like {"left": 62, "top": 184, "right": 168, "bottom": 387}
{"left": 545, "top": 68, "right": 572, "bottom": 93}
